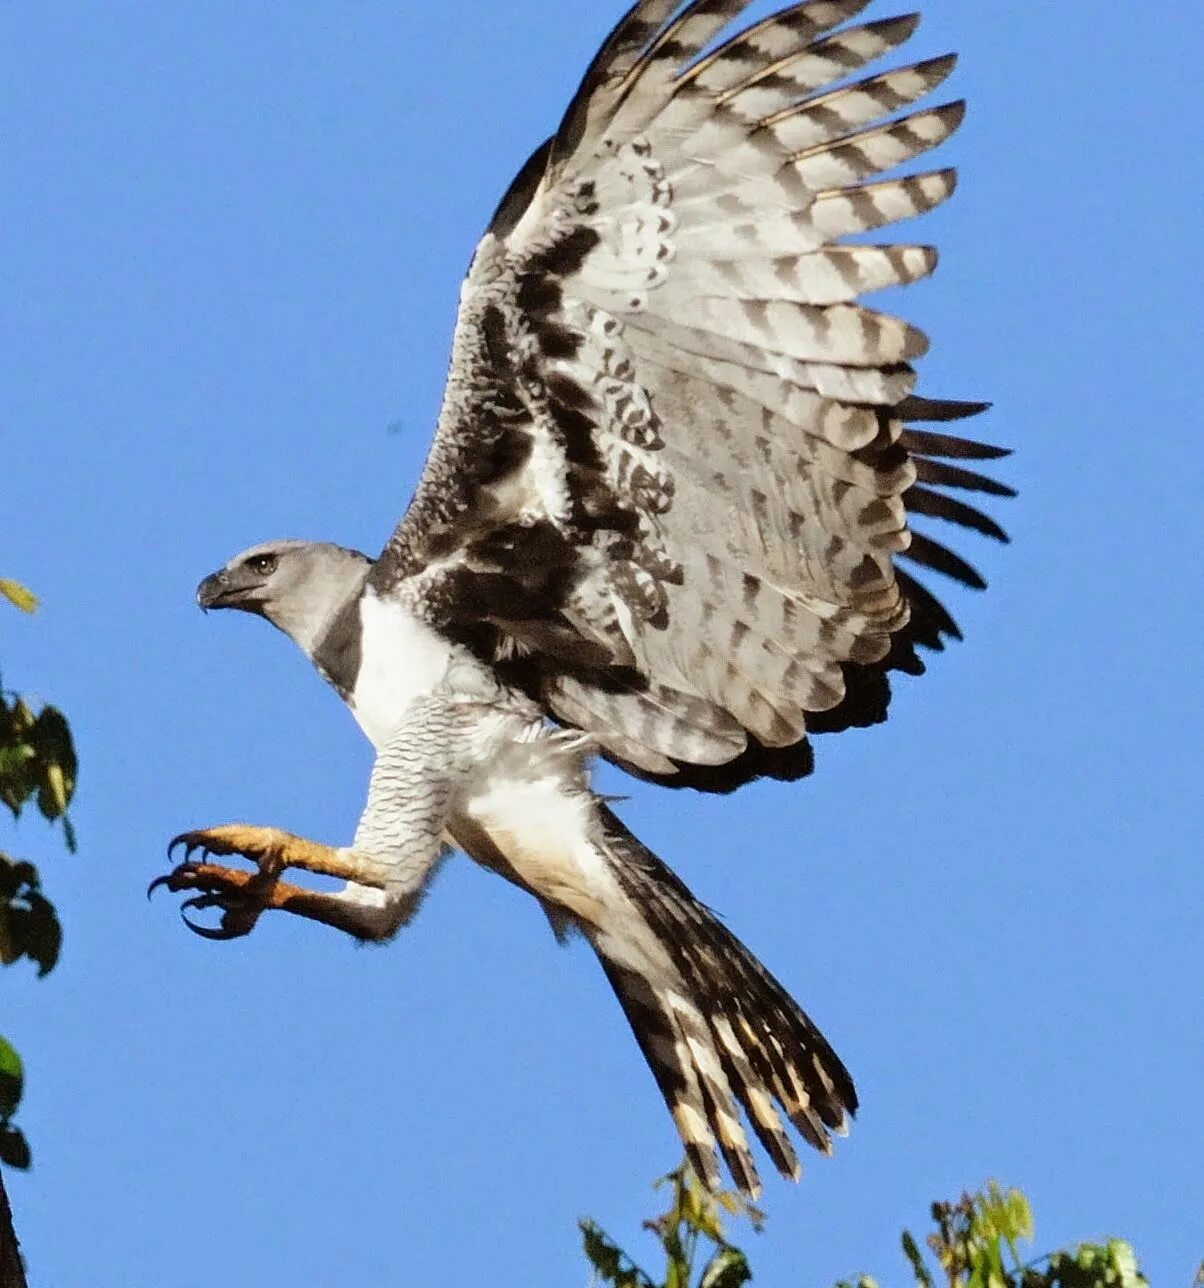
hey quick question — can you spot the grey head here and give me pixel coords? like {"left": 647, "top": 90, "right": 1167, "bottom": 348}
{"left": 196, "top": 539, "right": 372, "bottom": 656}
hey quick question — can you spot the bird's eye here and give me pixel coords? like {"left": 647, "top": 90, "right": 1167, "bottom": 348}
{"left": 246, "top": 554, "right": 277, "bottom": 576}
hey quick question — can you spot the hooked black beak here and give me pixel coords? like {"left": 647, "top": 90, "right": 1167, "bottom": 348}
{"left": 196, "top": 570, "right": 236, "bottom": 611}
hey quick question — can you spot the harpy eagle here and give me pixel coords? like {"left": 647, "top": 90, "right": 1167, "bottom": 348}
{"left": 154, "top": 0, "right": 1011, "bottom": 1197}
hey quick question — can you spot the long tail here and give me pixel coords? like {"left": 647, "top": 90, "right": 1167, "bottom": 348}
{"left": 587, "top": 806, "right": 856, "bottom": 1198}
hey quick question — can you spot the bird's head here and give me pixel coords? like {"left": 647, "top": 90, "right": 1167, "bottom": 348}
{"left": 196, "top": 540, "right": 371, "bottom": 654}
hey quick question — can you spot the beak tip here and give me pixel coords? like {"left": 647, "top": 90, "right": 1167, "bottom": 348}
{"left": 195, "top": 571, "right": 227, "bottom": 612}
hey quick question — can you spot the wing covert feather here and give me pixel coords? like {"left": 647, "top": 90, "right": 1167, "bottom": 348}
{"left": 374, "top": 1, "right": 1009, "bottom": 790}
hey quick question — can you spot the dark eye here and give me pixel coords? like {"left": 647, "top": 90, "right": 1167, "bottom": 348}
{"left": 245, "top": 554, "right": 277, "bottom": 576}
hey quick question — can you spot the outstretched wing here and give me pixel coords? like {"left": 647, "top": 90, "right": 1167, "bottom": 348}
{"left": 373, "top": 0, "right": 1011, "bottom": 789}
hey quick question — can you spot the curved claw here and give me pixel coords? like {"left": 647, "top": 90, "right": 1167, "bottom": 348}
{"left": 147, "top": 863, "right": 214, "bottom": 902}
{"left": 147, "top": 873, "right": 172, "bottom": 901}
{"left": 152, "top": 852, "right": 270, "bottom": 938}
{"left": 154, "top": 827, "right": 291, "bottom": 939}
{"left": 179, "top": 894, "right": 251, "bottom": 941}
{"left": 167, "top": 833, "right": 202, "bottom": 862}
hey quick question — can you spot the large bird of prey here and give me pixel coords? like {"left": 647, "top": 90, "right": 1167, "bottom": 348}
{"left": 154, "top": 0, "right": 1010, "bottom": 1197}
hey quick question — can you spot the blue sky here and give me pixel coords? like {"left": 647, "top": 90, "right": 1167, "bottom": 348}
{"left": 3, "top": 2, "right": 1200, "bottom": 1285}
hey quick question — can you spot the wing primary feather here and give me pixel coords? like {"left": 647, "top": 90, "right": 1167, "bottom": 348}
{"left": 763, "top": 52, "right": 959, "bottom": 133}
{"left": 902, "top": 531, "right": 987, "bottom": 589}
{"left": 912, "top": 456, "right": 1016, "bottom": 496}
{"left": 897, "top": 395, "right": 992, "bottom": 422}
{"left": 905, "top": 485, "right": 1008, "bottom": 542}
{"left": 679, "top": 0, "right": 876, "bottom": 96}
{"left": 715, "top": 13, "right": 923, "bottom": 107}
{"left": 895, "top": 568, "right": 960, "bottom": 646}
{"left": 787, "top": 101, "right": 966, "bottom": 183}
{"left": 552, "top": 0, "right": 684, "bottom": 167}
{"left": 810, "top": 168, "right": 959, "bottom": 236}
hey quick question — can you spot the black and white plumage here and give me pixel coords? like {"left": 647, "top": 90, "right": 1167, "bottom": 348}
{"left": 159, "top": 0, "right": 1010, "bottom": 1197}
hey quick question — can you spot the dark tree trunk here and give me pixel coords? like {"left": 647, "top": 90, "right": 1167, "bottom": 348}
{"left": 0, "top": 1168, "right": 26, "bottom": 1288}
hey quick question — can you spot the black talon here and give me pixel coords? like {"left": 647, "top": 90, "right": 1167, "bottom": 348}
{"left": 180, "top": 894, "right": 254, "bottom": 941}
{"left": 147, "top": 873, "right": 174, "bottom": 901}
{"left": 155, "top": 833, "right": 269, "bottom": 939}
{"left": 167, "top": 833, "right": 211, "bottom": 862}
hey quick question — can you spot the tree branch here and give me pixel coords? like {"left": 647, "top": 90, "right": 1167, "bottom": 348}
{"left": 0, "top": 1167, "right": 27, "bottom": 1288}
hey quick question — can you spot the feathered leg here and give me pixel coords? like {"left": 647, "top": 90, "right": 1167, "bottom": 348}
{"left": 152, "top": 694, "right": 471, "bottom": 941}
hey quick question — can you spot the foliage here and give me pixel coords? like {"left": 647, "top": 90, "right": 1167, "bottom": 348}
{"left": 0, "top": 861, "right": 60, "bottom": 980}
{"left": 1, "top": 581, "right": 77, "bottom": 1169}
{"left": 894, "top": 1182, "right": 1150, "bottom": 1288}
{"left": 0, "top": 586, "right": 36, "bottom": 617}
{"left": 0, "top": 690, "right": 77, "bottom": 852}
{"left": 581, "top": 1165, "right": 761, "bottom": 1288}
{"left": 583, "top": 1169, "right": 1162, "bottom": 1288}
{"left": 0, "top": 1041, "right": 28, "bottom": 1173}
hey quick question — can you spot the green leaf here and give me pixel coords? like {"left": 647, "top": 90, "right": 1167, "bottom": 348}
{"left": 0, "top": 1036, "right": 23, "bottom": 1118}
{"left": 985, "top": 1236, "right": 1008, "bottom": 1287}
{"left": 1007, "top": 1190, "right": 1035, "bottom": 1243}
{"left": 579, "top": 1219, "right": 653, "bottom": 1288}
{"left": 901, "top": 1231, "right": 935, "bottom": 1288}
{"left": 0, "top": 892, "right": 18, "bottom": 965}
{"left": 1104, "top": 1240, "right": 1145, "bottom": 1288}
{"left": 0, "top": 581, "right": 37, "bottom": 614}
{"left": 0, "top": 1122, "right": 30, "bottom": 1169}
{"left": 0, "top": 863, "right": 62, "bottom": 975}
{"left": 0, "top": 696, "right": 40, "bottom": 817}
{"left": 38, "top": 762, "right": 67, "bottom": 820}
{"left": 0, "top": 857, "right": 40, "bottom": 900}
{"left": 31, "top": 705, "right": 77, "bottom": 822}
{"left": 0, "top": 699, "right": 77, "bottom": 840}
{"left": 682, "top": 1177, "right": 724, "bottom": 1243}
{"left": 0, "top": 746, "right": 35, "bottom": 778}
{"left": 580, "top": 1221, "right": 622, "bottom": 1283}
{"left": 13, "top": 890, "right": 63, "bottom": 975}
{"left": 699, "top": 1246, "right": 751, "bottom": 1288}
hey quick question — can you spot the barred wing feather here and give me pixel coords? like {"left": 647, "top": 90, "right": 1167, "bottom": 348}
{"left": 375, "top": 0, "right": 1010, "bottom": 788}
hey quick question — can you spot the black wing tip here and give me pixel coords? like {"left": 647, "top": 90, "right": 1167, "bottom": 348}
{"left": 904, "top": 486, "right": 1011, "bottom": 543}
{"left": 872, "top": 11, "right": 923, "bottom": 39}
{"left": 918, "top": 50, "right": 959, "bottom": 77}
{"left": 898, "top": 395, "right": 993, "bottom": 422}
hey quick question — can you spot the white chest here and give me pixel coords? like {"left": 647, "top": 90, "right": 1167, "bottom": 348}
{"left": 349, "top": 593, "right": 455, "bottom": 750}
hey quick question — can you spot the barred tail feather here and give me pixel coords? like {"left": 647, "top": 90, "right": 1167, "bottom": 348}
{"left": 589, "top": 807, "right": 855, "bottom": 1196}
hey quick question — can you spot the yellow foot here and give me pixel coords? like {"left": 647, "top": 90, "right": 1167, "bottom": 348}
{"left": 151, "top": 824, "right": 387, "bottom": 940}
{"left": 165, "top": 824, "right": 342, "bottom": 878}
{"left": 149, "top": 859, "right": 375, "bottom": 940}
{"left": 148, "top": 861, "right": 290, "bottom": 939}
